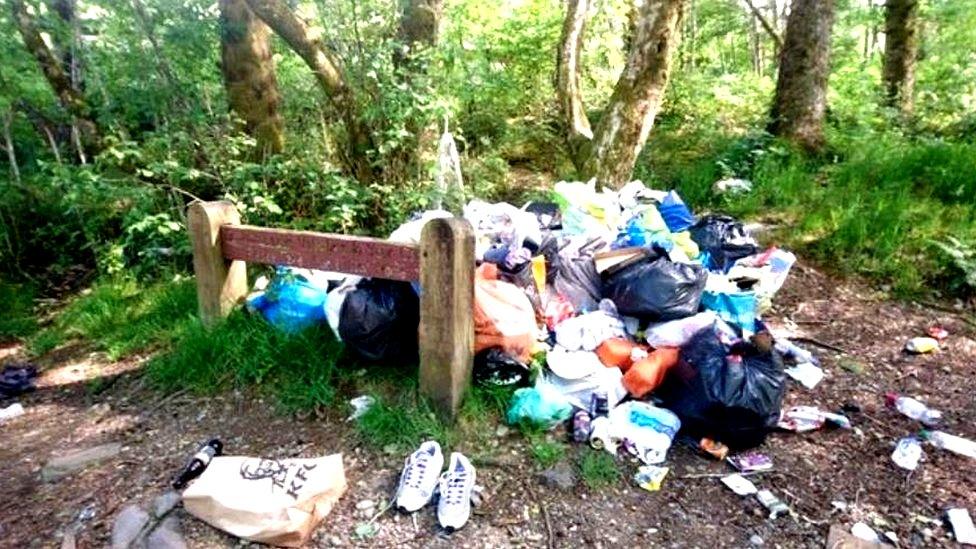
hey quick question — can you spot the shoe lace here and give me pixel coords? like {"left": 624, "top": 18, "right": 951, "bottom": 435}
{"left": 403, "top": 452, "right": 431, "bottom": 490}
{"left": 442, "top": 471, "right": 469, "bottom": 505}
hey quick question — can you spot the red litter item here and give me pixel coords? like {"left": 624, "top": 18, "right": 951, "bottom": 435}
{"left": 622, "top": 347, "right": 680, "bottom": 398}
{"left": 927, "top": 325, "right": 949, "bottom": 342}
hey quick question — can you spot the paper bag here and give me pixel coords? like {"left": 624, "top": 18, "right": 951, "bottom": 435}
{"left": 182, "top": 454, "right": 347, "bottom": 547}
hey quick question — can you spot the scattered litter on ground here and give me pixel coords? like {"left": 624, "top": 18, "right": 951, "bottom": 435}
{"left": 0, "top": 401, "right": 24, "bottom": 421}
{"left": 851, "top": 521, "right": 882, "bottom": 543}
{"left": 946, "top": 508, "right": 976, "bottom": 545}
{"left": 721, "top": 473, "right": 758, "bottom": 496}
{"left": 633, "top": 465, "right": 669, "bottom": 492}
{"left": 891, "top": 437, "right": 924, "bottom": 471}
{"left": 346, "top": 396, "right": 376, "bottom": 422}
{"left": 904, "top": 336, "right": 939, "bottom": 354}
{"left": 755, "top": 489, "right": 789, "bottom": 520}
{"left": 728, "top": 452, "right": 773, "bottom": 473}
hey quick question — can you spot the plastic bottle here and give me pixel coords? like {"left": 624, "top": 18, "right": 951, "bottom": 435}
{"left": 173, "top": 439, "right": 223, "bottom": 489}
{"left": 921, "top": 430, "right": 976, "bottom": 460}
{"left": 885, "top": 393, "right": 942, "bottom": 426}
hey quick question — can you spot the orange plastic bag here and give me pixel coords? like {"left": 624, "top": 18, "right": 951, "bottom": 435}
{"left": 475, "top": 263, "right": 537, "bottom": 362}
{"left": 596, "top": 338, "right": 647, "bottom": 372}
{"left": 623, "top": 347, "right": 680, "bottom": 398}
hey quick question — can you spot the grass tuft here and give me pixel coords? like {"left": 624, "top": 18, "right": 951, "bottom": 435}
{"left": 578, "top": 449, "right": 621, "bottom": 489}
{"left": 0, "top": 282, "right": 38, "bottom": 341}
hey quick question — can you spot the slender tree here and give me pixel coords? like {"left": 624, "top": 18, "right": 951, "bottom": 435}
{"left": 219, "top": 0, "right": 285, "bottom": 156}
{"left": 768, "top": 0, "right": 835, "bottom": 151}
{"left": 882, "top": 0, "right": 919, "bottom": 116}
{"left": 557, "top": 0, "right": 686, "bottom": 188}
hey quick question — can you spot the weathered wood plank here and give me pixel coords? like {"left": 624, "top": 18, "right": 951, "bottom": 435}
{"left": 418, "top": 218, "right": 475, "bottom": 420}
{"left": 221, "top": 225, "right": 420, "bottom": 281}
{"left": 188, "top": 201, "right": 249, "bottom": 326}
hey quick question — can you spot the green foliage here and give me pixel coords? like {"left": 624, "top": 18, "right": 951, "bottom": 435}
{"left": 29, "top": 278, "right": 197, "bottom": 360}
{"left": 932, "top": 237, "right": 976, "bottom": 291}
{"left": 577, "top": 449, "right": 621, "bottom": 489}
{"left": 0, "top": 282, "right": 37, "bottom": 341}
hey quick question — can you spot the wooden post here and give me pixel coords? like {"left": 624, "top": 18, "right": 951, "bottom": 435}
{"left": 187, "top": 201, "right": 248, "bottom": 326}
{"left": 418, "top": 218, "right": 475, "bottom": 420}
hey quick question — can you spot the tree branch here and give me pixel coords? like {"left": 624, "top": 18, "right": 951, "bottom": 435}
{"left": 742, "top": 0, "right": 782, "bottom": 51}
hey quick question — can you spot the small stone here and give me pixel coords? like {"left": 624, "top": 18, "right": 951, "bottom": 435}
{"left": 146, "top": 516, "right": 186, "bottom": 549}
{"left": 537, "top": 461, "right": 576, "bottom": 491}
{"left": 329, "top": 535, "right": 344, "bottom": 546}
{"left": 43, "top": 443, "right": 123, "bottom": 482}
{"left": 495, "top": 425, "right": 510, "bottom": 438}
{"left": 355, "top": 500, "right": 376, "bottom": 511}
{"left": 111, "top": 505, "right": 149, "bottom": 549}
{"left": 152, "top": 491, "right": 181, "bottom": 518}
{"left": 749, "top": 534, "right": 764, "bottom": 546}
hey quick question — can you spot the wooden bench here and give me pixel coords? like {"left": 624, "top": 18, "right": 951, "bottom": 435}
{"left": 187, "top": 201, "right": 476, "bottom": 420}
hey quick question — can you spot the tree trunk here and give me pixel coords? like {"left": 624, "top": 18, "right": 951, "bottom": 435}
{"left": 10, "top": 0, "right": 99, "bottom": 156}
{"left": 395, "top": 0, "right": 443, "bottom": 64}
{"left": 768, "top": 0, "right": 834, "bottom": 152}
{"left": 244, "top": 0, "right": 373, "bottom": 181}
{"left": 881, "top": 0, "right": 918, "bottom": 116}
{"left": 581, "top": 0, "right": 685, "bottom": 188}
{"left": 556, "top": 0, "right": 593, "bottom": 167}
{"left": 219, "top": 0, "right": 285, "bottom": 157}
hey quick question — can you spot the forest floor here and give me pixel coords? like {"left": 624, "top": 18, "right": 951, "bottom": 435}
{"left": 1, "top": 260, "right": 975, "bottom": 549}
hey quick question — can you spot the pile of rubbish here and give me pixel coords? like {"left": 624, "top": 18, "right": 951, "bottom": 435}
{"left": 247, "top": 179, "right": 820, "bottom": 462}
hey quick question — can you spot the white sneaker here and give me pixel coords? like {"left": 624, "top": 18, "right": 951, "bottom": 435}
{"left": 437, "top": 452, "right": 476, "bottom": 531}
{"left": 394, "top": 441, "right": 444, "bottom": 512}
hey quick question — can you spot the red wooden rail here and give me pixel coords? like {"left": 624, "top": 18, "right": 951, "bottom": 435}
{"left": 187, "top": 201, "right": 475, "bottom": 419}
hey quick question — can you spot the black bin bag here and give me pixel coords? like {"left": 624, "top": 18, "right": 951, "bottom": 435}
{"left": 656, "top": 326, "right": 786, "bottom": 449}
{"left": 688, "top": 214, "right": 759, "bottom": 272}
{"left": 601, "top": 254, "right": 706, "bottom": 321}
{"left": 338, "top": 279, "right": 420, "bottom": 362}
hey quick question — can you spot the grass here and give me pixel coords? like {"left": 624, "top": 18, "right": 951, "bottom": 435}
{"left": 28, "top": 278, "right": 197, "bottom": 359}
{"left": 578, "top": 449, "right": 621, "bottom": 489}
{"left": 530, "top": 437, "right": 566, "bottom": 469}
{"left": 639, "top": 128, "right": 976, "bottom": 296}
{"left": 0, "top": 281, "right": 38, "bottom": 341}
{"left": 147, "top": 311, "right": 343, "bottom": 413}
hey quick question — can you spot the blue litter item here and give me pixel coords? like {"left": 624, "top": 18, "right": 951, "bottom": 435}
{"left": 247, "top": 268, "right": 329, "bottom": 333}
{"left": 612, "top": 216, "right": 674, "bottom": 251}
{"left": 506, "top": 385, "right": 573, "bottom": 428}
{"left": 658, "top": 190, "right": 696, "bottom": 232}
{"left": 701, "top": 290, "right": 757, "bottom": 334}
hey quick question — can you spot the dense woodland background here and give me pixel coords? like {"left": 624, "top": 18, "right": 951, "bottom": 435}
{"left": 1, "top": 0, "right": 975, "bottom": 315}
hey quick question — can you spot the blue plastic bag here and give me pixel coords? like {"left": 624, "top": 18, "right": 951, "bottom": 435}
{"left": 506, "top": 385, "right": 573, "bottom": 428}
{"left": 657, "top": 190, "right": 696, "bottom": 232}
{"left": 247, "top": 268, "right": 329, "bottom": 333}
{"left": 700, "top": 290, "right": 757, "bottom": 334}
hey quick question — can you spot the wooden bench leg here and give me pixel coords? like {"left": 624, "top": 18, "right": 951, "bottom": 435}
{"left": 187, "top": 201, "right": 248, "bottom": 326}
{"left": 418, "top": 218, "right": 475, "bottom": 421}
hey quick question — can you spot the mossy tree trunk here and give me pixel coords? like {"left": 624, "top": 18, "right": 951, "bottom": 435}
{"left": 244, "top": 0, "right": 375, "bottom": 182}
{"left": 219, "top": 0, "right": 285, "bottom": 157}
{"left": 882, "top": 0, "right": 919, "bottom": 117}
{"left": 768, "top": 0, "right": 835, "bottom": 152}
{"left": 557, "top": 0, "right": 685, "bottom": 189}
{"left": 10, "top": 0, "right": 99, "bottom": 159}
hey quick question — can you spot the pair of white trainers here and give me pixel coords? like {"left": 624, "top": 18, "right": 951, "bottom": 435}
{"left": 394, "top": 441, "right": 476, "bottom": 532}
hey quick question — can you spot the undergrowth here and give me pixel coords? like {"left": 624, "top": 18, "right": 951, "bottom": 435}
{"left": 0, "top": 282, "right": 37, "bottom": 341}
{"left": 578, "top": 449, "right": 621, "bottom": 489}
{"left": 639, "top": 129, "right": 976, "bottom": 296}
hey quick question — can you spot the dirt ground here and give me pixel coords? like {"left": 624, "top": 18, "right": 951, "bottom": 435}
{"left": 1, "top": 261, "right": 975, "bottom": 548}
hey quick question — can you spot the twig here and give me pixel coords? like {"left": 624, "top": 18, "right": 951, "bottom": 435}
{"left": 917, "top": 300, "right": 976, "bottom": 328}
{"left": 678, "top": 470, "right": 770, "bottom": 479}
{"left": 144, "top": 386, "right": 190, "bottom": 415}
{"left": 788, "top": 336, "right": 848, "bottom": 354}
{"left": 540, "top": 502, "right": 554, "bottom": 549}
